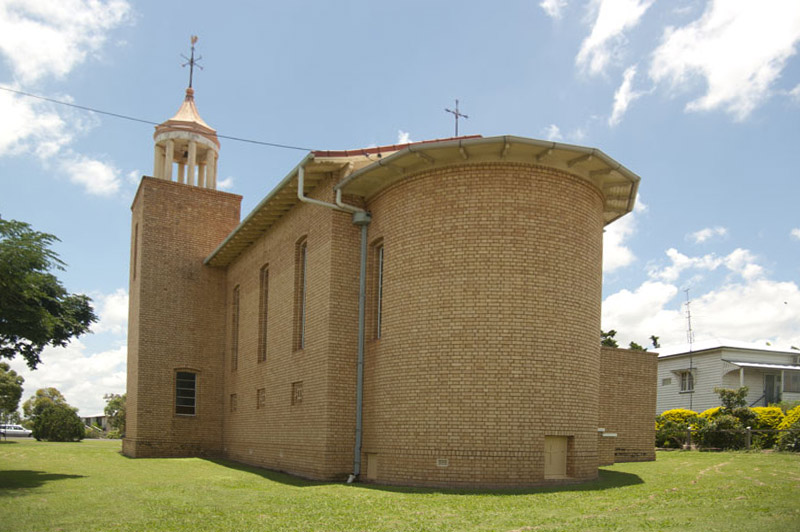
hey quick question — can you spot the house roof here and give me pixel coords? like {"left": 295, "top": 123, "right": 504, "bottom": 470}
{"left": 205, "top": 135, "right": 640, "bottom": 268}
{"left": 658, "top": 338, "right": 800, "bottom": 359}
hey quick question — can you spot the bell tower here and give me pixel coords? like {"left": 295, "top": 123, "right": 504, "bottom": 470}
{"left": 151, "top": 36, "right": 219, "bottom": 188}
{"left": 124, "top": 37, "right": 241, "bottom": 459}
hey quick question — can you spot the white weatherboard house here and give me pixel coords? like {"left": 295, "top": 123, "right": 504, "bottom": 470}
{"left": 656, "top": 340, "right": 800, "bottom": 414}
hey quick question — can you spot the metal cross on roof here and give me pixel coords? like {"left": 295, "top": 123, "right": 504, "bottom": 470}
{"left": 181, "top": 35, "right": 203, "bottom": 88}
{"left": 445, "top": 99, "right": 468, "bottom": 137}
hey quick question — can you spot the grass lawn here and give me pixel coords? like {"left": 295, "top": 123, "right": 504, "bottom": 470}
{"left": 1, "top": 439, "right": 798, "bottom": 531}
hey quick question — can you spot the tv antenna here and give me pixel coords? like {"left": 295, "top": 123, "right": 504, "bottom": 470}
{"left": 181, "top": 35, "right": 203, "bottom": 88}
{"left": 684, "top": 288, "right": 694, "bottom": 410}
{"left": 445, "top": 99, "right": 468, "bottom": 136}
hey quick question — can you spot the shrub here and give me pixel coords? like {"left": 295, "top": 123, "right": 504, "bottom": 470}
{"left": 751, "top": 407, "right": 784, "bottom": 448}
{"left": 699, "top": 407, "right": 722, "bottom": 419}
{"left": 657, "top": 409, "right": 698, "bottom": 428}
{"left": 777, "top": 424, "right": 800, "bottom": 452}
{"left": 106, "top": 429, "right": 122, "bottom": 439}
{"left": 32, "top": 403, "right": 84, "bottom": 442}
{"left": 694, "top": 414, "right": 746, "bottom": 450}
{"left": 715, "top": 387, "right": 748, "bottom": 410}
{"left": 778, "top": 405, "right": 800, "bottom": 430}
{"left": 655, "top": 409, "right": 698, "bottom": 448}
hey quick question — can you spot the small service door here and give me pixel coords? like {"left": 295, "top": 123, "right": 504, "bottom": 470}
{"left": 544, "top": 436, "right": 568, "bottom": 479}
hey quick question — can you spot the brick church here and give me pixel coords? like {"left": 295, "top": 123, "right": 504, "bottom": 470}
{"left": 123, "top": 83, "right": 656, "bottom": 488}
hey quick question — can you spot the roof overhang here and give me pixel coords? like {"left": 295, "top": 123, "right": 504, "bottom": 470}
{"left": 723, "top": 360, "right": 800, "bottom": 372}
{"left": 334, "top": 135, "right": 640, "bottom": 226}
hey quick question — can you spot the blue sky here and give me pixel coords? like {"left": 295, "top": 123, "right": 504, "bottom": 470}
{"left": 1, "top": 0, "right": 799, "bottom": 415}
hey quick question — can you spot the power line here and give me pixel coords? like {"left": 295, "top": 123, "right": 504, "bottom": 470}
{"left": 0, "top": 85, "right": 312, "bottom": 152}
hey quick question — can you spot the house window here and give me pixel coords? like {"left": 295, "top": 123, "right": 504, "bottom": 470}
{"left": 231, "top": 285, "right": 240, "bottom": 371}
{"left": 258, "top": 265, "right": 269, "bottom": 363}
{"left": 375, "top": 244, "right": 384, "bottom": 340}
{"left": 662, "top": 378, "right": 672, "bottom": 386}
{"left": 257, "top": 388, "right": 266, "bottom": 409}
{"left": 294, "top": 237, "right": 308, "bottom": 351}
{"left": 291, "top": 381, "right": 304, "bottom": 405}
{"left": 175, "top": 372, "right": 197, "bottom": 416}
{"left": 785, "top": 373, "right": 800, "bottom": 393}
{"left": 679, "top": 371, "right": 694, "bottom": 393}
{"left": 230, "top": 394, "right": 237, "bottom": 413}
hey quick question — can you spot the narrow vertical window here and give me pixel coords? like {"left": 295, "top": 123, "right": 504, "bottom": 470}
{"left": 231, "top": 285, "right": 240, "bottom": 371}
{"left": 294, "top": 237, "right": 308, "bottom": 351}
{"left": 230, "top": 394, "right": 238, "bottom": 413}
{"left": 376, "top": 244, "right": 384, "bottom": 339}
{"left": 175, "top": 371, "right": 196, "bottom": 415}
{"left": 258, "top": 265, "right": 269, "bottom": 363}
{"left": 257, "top": 388, "right": 266, "bottom": 409}
{"left": 132, "top": 223, "right": 138, "bottom": 281}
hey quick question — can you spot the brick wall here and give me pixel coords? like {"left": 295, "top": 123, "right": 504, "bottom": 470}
{"left": 123, "top": 177, "right": 241, "bottom": 458}
{"left": 219, "top": 174, "right": 362, "bottom": 480}
{"left": 360, "top": 163, "right": 605, "bottom": 487}
{"left": 599, "top": 346, "right": 657, "bottom": 463}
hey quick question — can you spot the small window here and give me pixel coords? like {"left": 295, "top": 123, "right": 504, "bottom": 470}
{"left": 785, "top": 373, "right": 800, "bottom": 393}
{"left": 291, "top": 381, "right": 304, "bottom": 405}
{"left": 231, "top": 285, "right": 240, "bottom": 371}
{"left": 230, "top": 394, "right": 238, "bottom": 413}
{"left": 256, "top": 388, "right": 266, "bottom": 409}
{"left": 662, "top": 378, "right": 672, "bottom": 386}
{"left": 679, "top": 371, "right": 694, "bottom": 392}
{"left": 176, "top": 372, "right": 197, "bottom": 416}
{"left": 258, "top": 265, "right": 269, "bottom": 363}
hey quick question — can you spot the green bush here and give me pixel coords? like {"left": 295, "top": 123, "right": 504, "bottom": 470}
{"left": 32, "top": 403, "right": 84, "bottom": 442}
{"left": 655, "top": 409, "right": 698, "bottom": 448}
{"left": 752, "top": 406, "right": 784, "bottom": 448}
{"left": 106, "top": 429, "right": 122, "bottom": 439}
{"left": 694, "top": 414, "right": 746, "bottom": 450}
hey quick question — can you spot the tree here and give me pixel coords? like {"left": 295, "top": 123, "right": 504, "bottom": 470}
{"left": 104, "top": 393, "right": 126, "bottom": 435}
{"left": 650, "top": 335, "right": 661, "bottom": 349}
{"left": 601, "top": 330, "right": 618, "bottom": 348}
{"left": 22, "top": 387, "right": 68, "bottom": 419}
{"left": 23, "top": 387, "right": 83, "bottom": 441}
{"left": 33, "top": 402, "right": 84, "bottom": 442}
{"left": 0, "top": 217, "right": 97, "bottom": 369}
{"left": 0, "top": 362, "right": 24, "bottom": 422}
{"left": 628, "top": 341, "right": 646, "bottom": 351}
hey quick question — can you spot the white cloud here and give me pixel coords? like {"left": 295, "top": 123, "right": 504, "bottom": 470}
{"left": 790, "top": 84, "right": 800, "bottom": 103}
{"left": 603, "top": 276, "right": 800, "bottom": 348}
{"left": 0, "top": 0, "right": 131, "bottom": 84}
{"left": 609, "top": 65, "right": 644, "bottom": 126}
{"left": 91, "top": 288, "right": 128, "bottom": 335}
{"left": 60, "top": 154, "right": 122, "bottom": 196}
{"left": 0, "top": 86, "right": 73, "bottom": 158}
{"left": 649, "top": 0, "right": 800, "bottom": 120}
{"left": 576, "top": 0, "right": 655, "bottom": 75}
{"left": 648, "top": 247, "right": 763, "bottom": 284}
{"left": 603, "top": 198, "right": 646, "bottom": 273}
{"left": 540, "top": 0, "right": 568, "bottom": 20}
{"left": 792, "top": 228, "right": 800, "bottom": 240}
{"left": 689, "top": 226, "right": 727, "bottom": 243}
{"left": 397, "top": 130, "right": 412, "bottom": 144}
{"left": 217, "top": 176, "right": 234, "bottom": 190}
{"left": 543, "top": 124, "right": 563, "bottom": 141}
{"left": 9, "top": 341, "right": 127, "bottom": 416}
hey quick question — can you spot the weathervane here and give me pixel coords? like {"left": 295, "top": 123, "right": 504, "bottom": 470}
{"left": 181, "top": 35, "right": 203, "bottom": 88}
{"left": 445, "top": 99, "right": 468, "bottom": 137}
